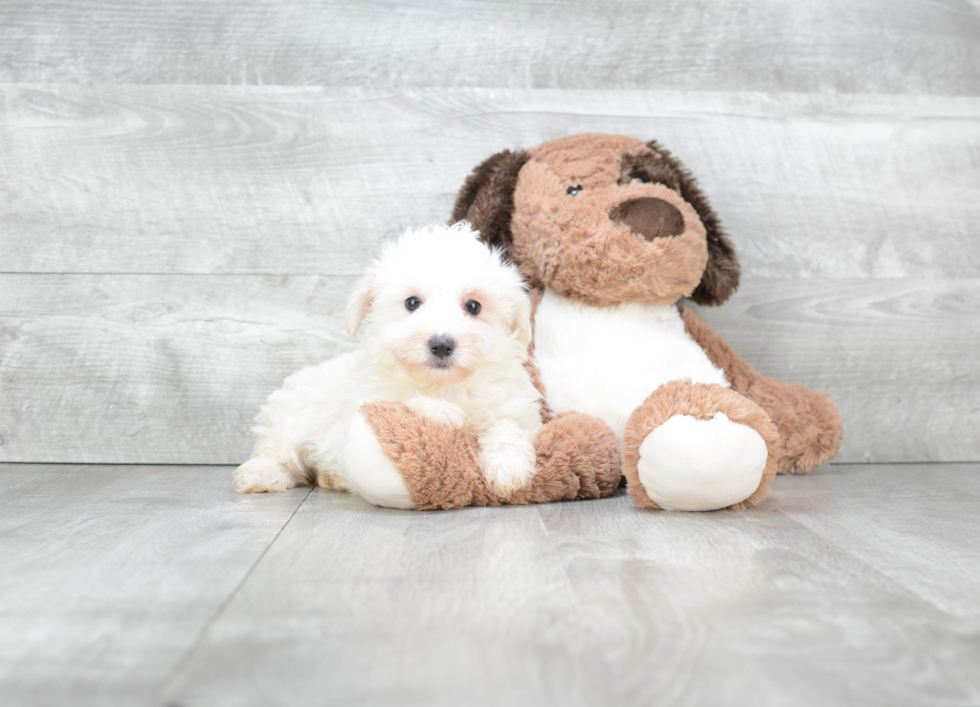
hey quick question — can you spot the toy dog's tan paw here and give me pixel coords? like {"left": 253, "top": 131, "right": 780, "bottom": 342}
{"left": 360, "top": 401, "right": 488, "bottom": 511}
{"left": 772, "top": 387, "right": 844, "bottom": 475}
{"left": 622, "top": 381, "right": 778, "bottom": 511}
{"left": 500, "top": 411, "right": 621, "bottom": 505}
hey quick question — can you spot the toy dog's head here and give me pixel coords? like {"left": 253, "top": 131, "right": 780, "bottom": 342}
{"left": 346, "top": 222, "right": 532, "bottom": 386}
{"left": 451, "top": 133, "right": 739, "bottom": 307}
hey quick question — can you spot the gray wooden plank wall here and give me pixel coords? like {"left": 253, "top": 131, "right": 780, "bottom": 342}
{"left": 1, "top": 2, "right": 979, "bottom": 466}
{"left": 1, "top": 0, "right": 977, "bottom": 92}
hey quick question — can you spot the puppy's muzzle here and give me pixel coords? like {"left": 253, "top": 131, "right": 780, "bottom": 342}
{"left": 609, "top": 197, "right": 685, "bottom": 241}
{"left": 428, "top": 335, "right": 455, "bottom": 366}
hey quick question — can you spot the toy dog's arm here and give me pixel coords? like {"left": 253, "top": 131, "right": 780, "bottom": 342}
{"left": 679, "top": 305, "right": 843, "bottom": 474}
{"left": 361, "top": 401, "right": 620, "bottom": 510}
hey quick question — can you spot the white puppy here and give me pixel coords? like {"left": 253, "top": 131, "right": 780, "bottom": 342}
{"left": 233, "top": 222, "right": 543, "bottom": 507}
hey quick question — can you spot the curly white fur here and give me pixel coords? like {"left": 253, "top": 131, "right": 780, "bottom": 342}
{"left": 233, "top": 222, "right": 543, "bottom": 505}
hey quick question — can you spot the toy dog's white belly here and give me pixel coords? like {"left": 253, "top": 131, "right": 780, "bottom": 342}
{"left": 533, "top": 288, "right": 729, "bottom": 438}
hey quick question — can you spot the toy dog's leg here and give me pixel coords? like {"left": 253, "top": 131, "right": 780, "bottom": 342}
{"left": 509, "top": 411, "right": 622, "bottom": 504}
{"left": 621, "top": 380, "right": 779, "bottom": 511}
{"left": 743, "top": 380, "right": 842, "bottom": 475}
{"left": 680, "top": 306, "right": 843, "bottom": 475}
{"left": 341, "top": 412, "right": 416, "bottom": 509}
{"left": 359, "top": 401, "right": 493, "bottom": 510}
{"left": 360, "top": 403, "right": 621, "bottom": 510}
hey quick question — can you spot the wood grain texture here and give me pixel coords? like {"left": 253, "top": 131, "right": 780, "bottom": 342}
{"left": 0, "top": 464, "right": 309, "bottom": 707}
{"left": 1, "top": 463, "right": 977, "bottom": 706}
{"left": 533, "top": 463, "right": 980, "bottom": 707}
{"left": 0, "top": 0, "right": 977, "bottom": 94}
{"left": 777, "top": 465, "right": 980, "bottom": 621}
{"left": 162, "top": 486, "right": 615, "bottom": 707}
{"left": 0, "top": 273, "right": 357, "bottom": 464}
{"left": 2, "top": 86, "right": 978, "bottom": 279}
{"left": 690, "top": 277, "right": 980, "bottom": 464}
{"left": 2, "top": 275, "right": 978, "bottom": 465}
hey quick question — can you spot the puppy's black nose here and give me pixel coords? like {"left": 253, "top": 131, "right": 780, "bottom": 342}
{"left": 429, "top": 335, "right": 455, "bottom": 359}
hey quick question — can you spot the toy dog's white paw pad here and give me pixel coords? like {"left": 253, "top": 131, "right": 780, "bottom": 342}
{"left": 636, "top": 413, "right": 768, "bottom": 511}
{"left": 233, "top": 458, "right": 292, "bottom": 493}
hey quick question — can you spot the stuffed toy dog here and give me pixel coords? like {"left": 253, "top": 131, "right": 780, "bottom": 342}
{"left": 446, "top": 133, "right": 844, "bottom": 511}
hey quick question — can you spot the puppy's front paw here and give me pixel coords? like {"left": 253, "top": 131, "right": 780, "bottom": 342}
{"left": 233, "top": 457, "right": 295, "bottom": 493}
{"left": 404, "top": 396, "right": 466, "bottom": 428}
{"left": 478, "top": 420, "right": 537, "bottom": 495}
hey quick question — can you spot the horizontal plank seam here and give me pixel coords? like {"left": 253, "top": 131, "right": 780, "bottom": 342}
{"left": 3, "top": 461, "right": 979, "bottom": 468}
{"left": 0, "top": 271, "right": 356, "bottom": 277}
{"left": 5, "top": 273, "right": 980, "bottom": 280}
{"left": 151, "top": 484, "right": 314, "bottom": 701}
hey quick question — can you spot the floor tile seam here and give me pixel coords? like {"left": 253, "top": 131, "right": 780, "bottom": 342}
{"left": 775, "top": 504, "right": 980, "bottom": 627}
{"left": 150, "top": 484, "right": 314, "bottom": 702}
{"left": 531, "top": 499, "right": 635, "bottom": 705}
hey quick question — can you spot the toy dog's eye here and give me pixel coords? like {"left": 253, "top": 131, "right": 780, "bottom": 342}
{"left": 566, "top": 185, "right": 583, "bottom": 196}
{"left": 405, "top": 296, "right": 422, "bottom": 312}
{"left": 464, "top": 300, "right": 481, "bottom": 315}
{"left": 632, "top": 175, "right": 648, "bottom": 184}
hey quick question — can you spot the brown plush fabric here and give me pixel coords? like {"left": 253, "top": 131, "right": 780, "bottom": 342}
{"left": 620, "top": 380, "right": 779, "bottom": 511}
{"left": 361, "top": 402, "right": 621, "bottom": 511}
{"left": 645, "top": 140, "right": 740, "bottom": 306}
{"left": 618, "top": 150, "right": 686, "bottom": 192}
{"left": 428, "top": 132, "right": 844, "bottom": 513}
{"left": 524, "top": 287, "right": 553, "bottom": 423}
{"left": 511, "top": 157, "right": 709, "bottom": 305}
{"left": 451, "top": 134, "right": 740, "bottom": 307}
{"left": 361, "top": 401, "right": 493, "bottom": 511}
{"left": 508, "top": 411, "right": 622, "bottom": 504}
{"left": 452, "top": 134, "right": 742, "bottom": 309}
{"left": 608, "top": 197, "right": 686, "bottom": 241}
{"left": 680, "top": 306, "right": 844, "bottom": 474}
{"left": 451, "top": 149, "right": 530, "bottom": 255}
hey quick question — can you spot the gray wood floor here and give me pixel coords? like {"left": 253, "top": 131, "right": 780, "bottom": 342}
{"left": 2, "top": 0, "right": 979, "bottom": 704}
{"left": 1, "top": 462, "right": 978, "bottom": 707}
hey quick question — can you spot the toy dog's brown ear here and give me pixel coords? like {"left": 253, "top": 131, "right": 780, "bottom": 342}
{"left": 647, "top": 140, "right": 740, "bottom": 306}
{"left": 450, "top": 149, "right": 530, "bottom": 256}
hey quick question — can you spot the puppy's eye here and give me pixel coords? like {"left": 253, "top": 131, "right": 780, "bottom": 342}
{"left": 632, "top": 175, "right": 648, "bottom": 184}
{"left": 405, "top": 296, "right": 422, "bottom": 312}
{"left": 464, "top": 300, "right": 481, "bottom": 316}
{"left": 566, "top": 185, "right": 583, "bottom": 196}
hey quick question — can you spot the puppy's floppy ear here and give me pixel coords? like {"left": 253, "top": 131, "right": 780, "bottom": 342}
{"left": 450, "top": 149, "right": 530, "bottom": 257}
{"left": 646, "top": 140, "right": 740, "bottom": 306}
{"left": 511, "top": 291, "right": 533, "bottom": 349}
{"left": 345, "top": 273, "right": 374, "bottom": 341}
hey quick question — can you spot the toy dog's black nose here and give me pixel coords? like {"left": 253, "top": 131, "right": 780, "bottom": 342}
{"left": 429, "top": 336, "right": 455, "bottom": 359}
{"left": 609, "top": 197, "right": 685, "bottom": 241}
